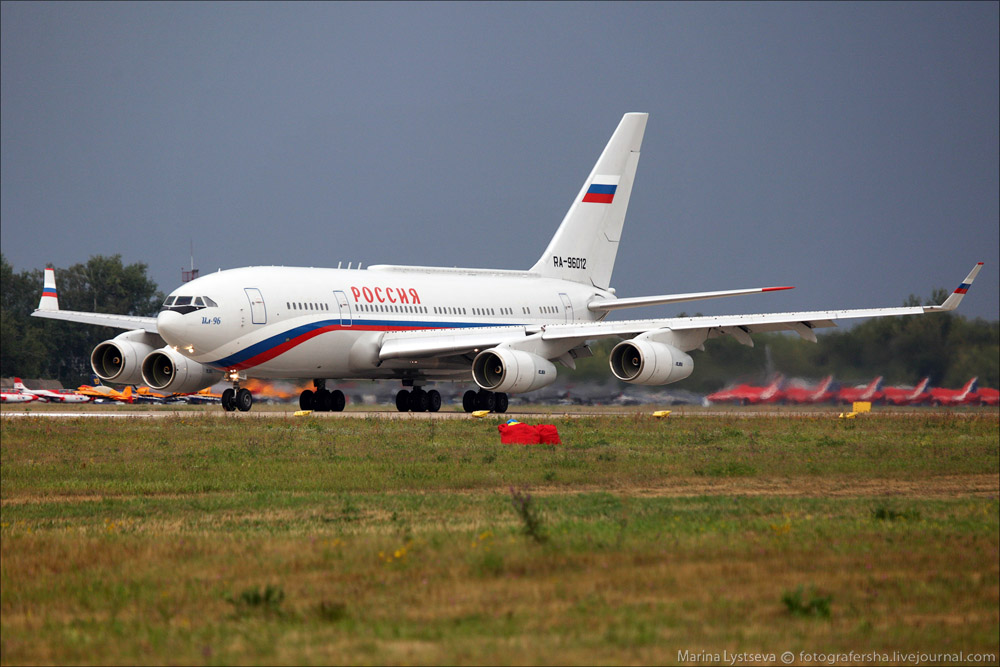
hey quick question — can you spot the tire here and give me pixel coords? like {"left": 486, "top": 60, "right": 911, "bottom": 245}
{"left": 316, "top": 389, "right": 332, "bottom": 412}
{"left": 427, "top": 389, "right": 442, "bottom": 413}
{"left": 299, "top": 389, "right": 314, "bottom": 411}
{"left": 331, "top": 389, "right": 346, "bottom": 412}
{"left": 410, "top": 390, "right": 429, "bottom": 413}
{"left": 476, "top": 389, "right": 495, "bottom": 412}
{"left": 236, "top": 388, "right": 253, "bottom": 412}
{"left": 462, "top": 390, "right": 478, "bottom": 413}
{"left": 494, "top": 392, "right": 508, "bottom": 413}
{"left": 396, "top": 389, "right": 410, "bottom": 412}
{"left": 222, "top": 388, "right": 236, "bottom": 412}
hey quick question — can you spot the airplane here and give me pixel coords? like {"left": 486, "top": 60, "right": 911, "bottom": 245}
{"left": 179, "top": 386, "right": 224, "bottom": 405}
{"left": 927, "top": 377, "right": 978, "bottom": 407}
{"left": 30, "top": 113, "right": 984, "bottom": 413}
{"left": 783, "top": 376, "right": 836, "bottom": 405}
{"left": 836, "top": 377, "right": 884, "bottom": 405}
{"left": 75, "top": 376, "right": 134, "bottom": 403}
{"left": 705, "top": 375, "right": 785, "bottom": 406}
{"left": 1, "top": 388, "right": 38, "bottom": 404}
{"left": 131, "top": 386, "right": 170, "bottom": 404}
{"left": 12, "top": 377, "right": 91, "bottom": 403}
{"left": 972, "top": 386, "right": 998, "bottom": 407}
{"left": 881, "top": 377, "right": 931, "bottom": 406}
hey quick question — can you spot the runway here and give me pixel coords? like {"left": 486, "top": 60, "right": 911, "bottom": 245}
{"left": 2, "top": 406, "right": 985, "bottom": 419}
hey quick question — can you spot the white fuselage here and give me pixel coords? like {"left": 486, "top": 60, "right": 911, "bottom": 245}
{"left": 157, "top": 265, "right": 611, "bottom": 381}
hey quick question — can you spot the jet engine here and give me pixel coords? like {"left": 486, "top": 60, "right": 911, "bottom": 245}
{"left": 609, "top": 339, "right": 694, "bottom": 386}
{"left": 91, "top": 330, "right": 160, "bottom": 385}
{"left": 472, "top": 348, "right": 558, "bottom": 394}
{"left": 141, "top": 346, "right": 222, "bottom": 394}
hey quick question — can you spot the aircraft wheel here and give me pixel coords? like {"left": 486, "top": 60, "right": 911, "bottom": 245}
{"left": 222, "top": 388, "right": 237, "bottom": 412}
{"left": 462, "top": 390, "right": 478, "bottom": 413}
{"left": 476, "top": 389, "right": 495, "bottom": 412}
{"left": 427, "top": 390, "right": 442, "bottom": 413}
{"left": 236, "top": 388, "right": 253, "bottom": 412}
{"left": 396, "top": 389, "right": 410, "bottom": 412}
{"left": 315, "top": 389, "right": 332, "bottom": 412}
{"left": 331, "top": 389, "right": 346, "bottom": 412}
{"left": 300, "top": 389, "right": 315, "bottom": 411}
{"left": 410, "top": 389, "right": 429, "bottom": 412}
{"left": 494, "top": 392, "right": 508, "bottom": 413}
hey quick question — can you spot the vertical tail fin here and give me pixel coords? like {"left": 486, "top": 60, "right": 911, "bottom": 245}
{"left": 529, "top": 113, "right": 648, "bottom": 289}
{"left": 38, "top": 268, "right": 59, "bottom": 310}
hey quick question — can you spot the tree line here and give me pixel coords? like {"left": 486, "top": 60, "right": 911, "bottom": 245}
{"left": 2, "top": 253, "right": 997, "bottom": 391}
{"left": 2, "top": 254, "right": 161, "bottom": 386}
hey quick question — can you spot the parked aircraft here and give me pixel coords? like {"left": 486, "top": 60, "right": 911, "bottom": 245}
{"left": 881, "top": 377, "right": 931, "bottom": 406}
{"left": 30, "top": 113, "right": 983, "bottom": 413}
{"left": 1, "top": 388, "right": 37, "bottom": 403}
{"left": 12, "top": 378, "right": 91, "bottom": 403}
{"left": 705, "top": 376, "right": 784, "bottom": 405}
{"left": 837, "top": 377, "right": 884, "bottom": 405}
{"left": 180, "top": 386, "right": 224, "bottom": 405}
{"left": 783, "top": 376, "right": 835, "bottom": 405}
{"left": 928, "top": 378, "right": 978, "bottom": 407}
{"left": 131, "top": 386, "right": 169, "bottom": 404}
{"left": 75, "top": 376, "right": 134, "bottom": 403}
{"left": 972, "top": 386, "right": 999, "bottom": 406}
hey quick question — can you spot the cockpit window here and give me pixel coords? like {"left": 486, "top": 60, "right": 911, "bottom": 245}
{"left": 160, "top": 295, "right": 218, "bottom": 315}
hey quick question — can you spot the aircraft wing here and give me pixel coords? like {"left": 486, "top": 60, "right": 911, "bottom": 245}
{"left": 378, "top": 262, "right": 983, "bottom": 359}
{"left": 31, "top": 308, "right": 159, "bottom": 333}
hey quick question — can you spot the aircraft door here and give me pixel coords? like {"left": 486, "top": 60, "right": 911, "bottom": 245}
{"left": 244, "top": 288, "right": 267, "bottom": 325}
{"left": 334, "top": 290, "right": 352, "bottom": 327}
{"left": 559, "top": 293, "right": 574, "bottom": 323}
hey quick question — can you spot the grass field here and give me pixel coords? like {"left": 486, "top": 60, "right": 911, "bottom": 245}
{"left": 2, "top": 409, "right": 998, "bottom": 665}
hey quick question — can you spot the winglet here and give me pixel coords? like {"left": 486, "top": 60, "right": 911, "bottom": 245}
{"left": 925, "top": 262, "right": 984, "bottom": 312}
{"left": 38, "top": 268, "right": 59, "bottom": 311}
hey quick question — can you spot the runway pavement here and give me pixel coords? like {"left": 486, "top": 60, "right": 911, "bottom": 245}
{"left": 1, "top": 406, "right": 975, "bottom": 419}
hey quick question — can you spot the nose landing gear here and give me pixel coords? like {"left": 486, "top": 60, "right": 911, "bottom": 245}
{"left": 222, "top": 373, "right": 254, "bottom": 412}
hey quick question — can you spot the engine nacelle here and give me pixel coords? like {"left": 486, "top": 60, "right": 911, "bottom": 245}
{"left": 141, "top": 346, "right": 222, "bottom": 394}
{"left": 610, "top": 339, "right": 694, "bottom": 386}
{"left": 91, "top": 330, "right": 160, "bottom": 385}
{"left": 472, "top": 348, "right": 558, "bottom": 394}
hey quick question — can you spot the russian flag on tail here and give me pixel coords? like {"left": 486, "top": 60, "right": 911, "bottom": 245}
{"left": 582, "top": 176, "right": 620, "bottom": 204}
{"left": 38, "top": 268, "right": 59, "bottom": 310}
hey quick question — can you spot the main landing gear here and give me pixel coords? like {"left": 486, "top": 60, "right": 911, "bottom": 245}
{"left": 221, "top": 376, "right": 253, "bottom": 412}
{"left": 395, "top": 387, "right": 442, "bottom": 413}
{"left": 462, "top": 389, "right": 508, "bottom": 413}
{"left": 299, "top": 379, "right": 346, "bottom": 412}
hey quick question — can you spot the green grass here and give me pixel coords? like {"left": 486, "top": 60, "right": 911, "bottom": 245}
{"left": 1, "top": 411, "right": 998, "bottom": 665}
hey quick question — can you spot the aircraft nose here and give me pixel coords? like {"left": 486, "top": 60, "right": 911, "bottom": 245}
{"left": 156, "top": 309, "right": 185, "bottom": 346}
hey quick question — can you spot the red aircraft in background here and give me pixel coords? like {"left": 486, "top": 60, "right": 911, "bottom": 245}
{"left": 928, "top": 378, "right": 978, "bottom": 406}
{"left": 706, "top": 375, "right": 784, "bottom": 405}
{"left": 783, "top": 376, "right": 835, "bottom": 405}
{"left": 837, "top": 377, "right": 883, "bottom": 405}
{"left": 1, "top": 388, "right": 38, "bottom": 403}
{"left": 881, "top": 377, "right": 931, "bottom": 406}
{"left": 13, "top": 378, "right": 91, "bottom": 403}
{"left": 972, "top": 386, "right": 999, "bottom": 406}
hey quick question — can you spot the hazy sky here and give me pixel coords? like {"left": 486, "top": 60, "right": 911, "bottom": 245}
{"left": 3, "top": 2, "right": 997, "bottom": 322}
